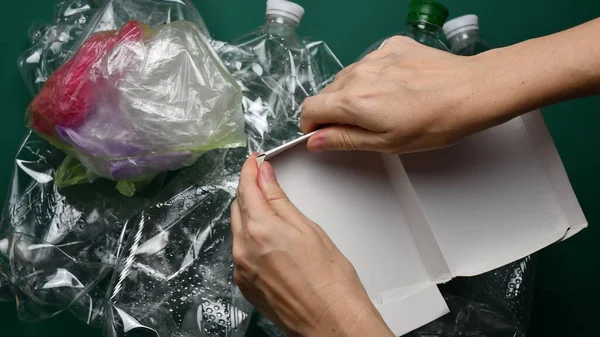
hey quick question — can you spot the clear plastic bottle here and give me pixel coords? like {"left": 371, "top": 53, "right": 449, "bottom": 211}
{"left": 217, "top": 0, "right": 337, "bottom": 152}
{"left": 361, "top": 0, "right": 450, "bottom": 58}
{"left": 443, "top": 14, "right": 490, "bottom": 56}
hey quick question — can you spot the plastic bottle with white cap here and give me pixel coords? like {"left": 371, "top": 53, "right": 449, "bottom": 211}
{"left": 216, "top": 0, "right": 342, "bottom": 152}
{"left": 443, "top": 14, "right": 490, "bottom": 55}
{"left": 266, "top": 0, "right": 305, "bottom": 27}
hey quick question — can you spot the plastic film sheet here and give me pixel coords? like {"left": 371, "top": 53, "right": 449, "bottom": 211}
{"left": 1, "top": 0, "right": 235, "bottom": 327}
{"left": 2, "top": 2, "right": 344, "bottom": 337}
{"left": 104, "top": 14, "right": 343, "bottom": 337}
{"left": 24, "top": 6, "right": 244, "bottom": 192}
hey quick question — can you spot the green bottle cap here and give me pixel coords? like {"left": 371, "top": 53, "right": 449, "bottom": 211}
{"left": 407, "top": 0, "right": 449, "bottom": 27}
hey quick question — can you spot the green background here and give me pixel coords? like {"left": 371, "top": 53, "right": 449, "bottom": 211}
{"left": 1, "top": 0, "right": 599, "bottom": 336}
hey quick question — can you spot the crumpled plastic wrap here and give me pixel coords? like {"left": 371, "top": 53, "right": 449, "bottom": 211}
{"left": 428, "top": 256, "right": 536, "bottom": 335}
{"left": 26, "top": 17, "right": 244, "bottom": 194}
{"left": 0, "top": 131, "right": 168, "bottom": 325}
{"left": 19, "top": 0, "right": 210, "bottom": 96}
{"left": 407, "top": 256, "right": 535, "bottom": 337}
{"left": 104, "top": 9, "right": 343, "bottom": 337}
{"left": 1, "top": 0, "right": 237, "bottom": 327}
{"left": 407, "top": 296, "right": 524, "bottom": 337}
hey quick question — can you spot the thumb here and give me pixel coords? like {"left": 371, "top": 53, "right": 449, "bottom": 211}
{"left": 257, "top": 161, "right": 306, "bottom": 223}
{"left": 306, "top": 126, "right": 384, "bottom": 152}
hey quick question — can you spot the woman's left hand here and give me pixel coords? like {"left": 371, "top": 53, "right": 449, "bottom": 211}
{"left": 230, "top": 155, "right": 394, "bottom": 337}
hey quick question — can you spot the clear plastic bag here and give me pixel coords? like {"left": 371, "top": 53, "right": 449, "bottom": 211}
{"left": 1, "top": 0, "right": 229, "bottom": 326}
{"left": 19, "top": 0, "right": 210, "bottom": 96}
{"left": 405, "top": 256, "right": 535, "bottom": 337}
{"left": 105, "top": 149, "right": 253, "bottom": 337}
{"left": 0, "top": 131, "right": 168, "bottom": 325}
{"left": 19, "top": 0, "right": 102, "bottom": 96}
{"left": 27, "top": 17, "right": 244, "bottom": 194}
{"left": 105, "top": 2, "right": 343, "bottom": 336}
{"left": 407, "top": 296, "right": 525, "bottom": 337}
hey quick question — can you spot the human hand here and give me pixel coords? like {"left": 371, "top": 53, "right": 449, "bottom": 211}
{"left": 300, "top": 36, "right": 514, "bottom": 154}
{"left": 231, "top": 155, "right": 394, "bottom": 337}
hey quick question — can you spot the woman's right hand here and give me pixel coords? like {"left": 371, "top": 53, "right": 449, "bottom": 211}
{"left": 302, "top": 18, "right": 600, "bottom": 154}
{"left": 300, "top": 36, "right": 520, "bottom": 154}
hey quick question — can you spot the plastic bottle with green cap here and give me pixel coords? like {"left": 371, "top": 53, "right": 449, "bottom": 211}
{"left": 360, "top": 0, "right": 450, "bottom": 58}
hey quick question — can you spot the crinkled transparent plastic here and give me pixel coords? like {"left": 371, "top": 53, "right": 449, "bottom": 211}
{"left": 103, "top": 12, "right": 343, "bottom": 337}
{"left": 407, "top": 296, "right": 525, "bottom": 337}
{"left": 0, "top": 131, "right": 168, "bottom": 325}
{"left": 1, "top": 0, "right": 244, "bottom": 328}
{"left": 405, "top": 257, "right": 536, "bottom": 336}
{"left": 19, "top": 0, "right": 210, "bottom": 96}
{"left": 2, "top": 2, "right": 343, "bottom": 336}
{"left": 26, "top": 17, "right": 244, "bottom": 194}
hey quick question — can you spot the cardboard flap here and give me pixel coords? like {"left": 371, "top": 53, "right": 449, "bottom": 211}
{"left": 266, "top": 145, "right": 431, "bottom": 296}
{"left": 264, "top": 141, "right": 440, "bottom": 335}
{"left": 375, "top": 282, "right": 448, "bottom": 337}
{"left": 400, "top": 112, "right": 586, "bottom": 277}
{"left": 518, "top": 111, "right": 588, "bottom": 239}
{"left": 381, "top": 154, "right": 452, "bottom": 282}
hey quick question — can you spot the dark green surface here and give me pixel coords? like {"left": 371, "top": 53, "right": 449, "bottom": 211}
{"left": 1, "top": 0, "right": 599, "bottom": 336}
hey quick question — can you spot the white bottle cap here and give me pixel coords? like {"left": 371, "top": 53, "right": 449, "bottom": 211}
{"left": 266, "top": 0, "right": 305, "bottom": 24}
{"left": 443, "top": 14, "right": 479, "bottom": 39}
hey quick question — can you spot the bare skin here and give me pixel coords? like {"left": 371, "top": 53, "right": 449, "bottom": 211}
{"left": 231, "top": 155, "right": 394, "bottom": 337}
{"left": 301, "top": 18, "right": 600, "bottom": 153}
{"left": 231, "top": 18, "right": 600, "bottom": 337}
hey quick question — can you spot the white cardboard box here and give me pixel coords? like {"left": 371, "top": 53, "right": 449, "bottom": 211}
{"left": 258, "top": 111, "right": 587, "bottom": 336}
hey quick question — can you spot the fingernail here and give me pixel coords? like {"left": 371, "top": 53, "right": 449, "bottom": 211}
{"left": 260, "top": 162, "right": 276, "bottom": 182}
{"left": 308, "top": 133, "right": 327, "bottom": 152}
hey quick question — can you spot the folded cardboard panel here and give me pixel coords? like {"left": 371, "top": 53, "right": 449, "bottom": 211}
{"left": 266, "top": 146, "right": 449, "bottom": 336}
{"left": 260, "top": 111, "right": 587, "bottom": 335}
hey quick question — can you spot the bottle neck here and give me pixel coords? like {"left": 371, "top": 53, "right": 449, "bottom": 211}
{"left": 406, "top": 20, "right": 443, "bottom": 36}
{"left": 448, "top": 29, "right": 482, "bottom": 55}
{"left": 265, "top": 14, "right": 299, "bottom": 35}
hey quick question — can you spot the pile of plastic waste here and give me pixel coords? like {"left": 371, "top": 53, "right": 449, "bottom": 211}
{"left": 1, "top": 1, "right": 538, "bottom": 337}
{"left": 1, "top": 0, "right": 342, "bottom": 336}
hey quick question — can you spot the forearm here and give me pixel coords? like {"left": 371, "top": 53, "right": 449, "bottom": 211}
{"left": 473, "top": 18, "right": 600, "bottom": 124}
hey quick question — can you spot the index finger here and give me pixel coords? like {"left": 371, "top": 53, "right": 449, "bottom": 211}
{"left": 236, "top": 154, "right": 271, "bottom": 220}
{"left": 300, "top": 92, "right": 351, "bottom": 134}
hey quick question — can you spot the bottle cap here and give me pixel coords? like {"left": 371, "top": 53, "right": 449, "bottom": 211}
{"left": 406, "top": 0, "right": 449, "bottom": 28}
{"left": 266, "top": 0, "right": 305, "bottom": 24}
{"left": 443, "top": 14, "right": 479, "bottom": 39}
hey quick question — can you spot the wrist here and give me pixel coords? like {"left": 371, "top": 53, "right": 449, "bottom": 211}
{"left": 464, "top": 46, "right": 534, "bottom": 128}
{"left": 469, "top": 21, "right": 600, "bottom": 124}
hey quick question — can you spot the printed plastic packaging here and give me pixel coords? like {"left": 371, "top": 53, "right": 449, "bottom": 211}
{"left": 104, "top": 1, "right": 343, "bottom": 336}
{"left": 361, "top": 0, "right": 449, "bottom": 58}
